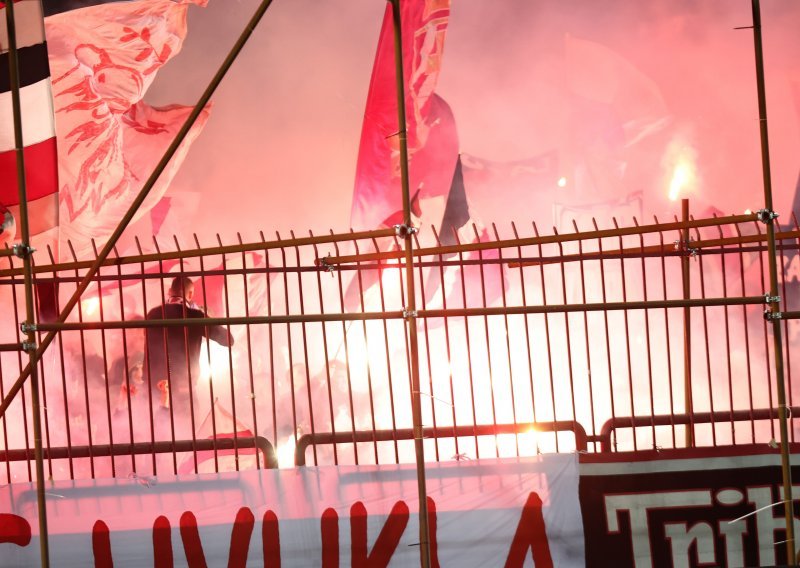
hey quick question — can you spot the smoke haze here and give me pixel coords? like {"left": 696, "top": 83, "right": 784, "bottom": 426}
{"left": 137, "top": 0, "right": 800, "bottom": 243}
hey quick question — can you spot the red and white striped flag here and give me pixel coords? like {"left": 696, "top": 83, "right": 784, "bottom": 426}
{"left": 0, "top": 0, "right": 58, "bottom": 247}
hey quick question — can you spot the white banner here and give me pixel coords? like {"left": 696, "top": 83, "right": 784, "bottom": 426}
{"left": 0, "top": 454, "right": 583, "bottom": 567}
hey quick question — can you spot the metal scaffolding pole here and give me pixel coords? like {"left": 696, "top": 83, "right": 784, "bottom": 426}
{"left": 751, "top": 0, "right": 795, "bottom": 564}
{"left": 388, "top": 1, "right": 431, "bottom": 566}
{"left": 4, "top": 2, "right": 50, "bottom": 565}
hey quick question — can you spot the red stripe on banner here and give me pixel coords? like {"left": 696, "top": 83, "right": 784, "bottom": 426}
{"left": 427, "top": 497, "right": 441, "bottom": 568}
{"left": 153, "top": 516, "right": 173, "bottom": 568}
{"left": 92, "top": 520, "right": 113, "bottom": 568}
{"left": 262, "top": 510, "right": 281, "bottom": 568}
{"left": 0, "top": 136, "right": 57, "bottom": 205}
{"left": 504, "top": 493, "right": 554, "bottom": 568}
{"left": 179, "top": 511, "right": 208, "bottom": 568}
{"left": 228, "top": 507, "right": 255, "bottom": 568}
{"left": 350, "top": 500, "right": 409, "bottom": 567}
{"left": 320, "top": 508, "right": 339, "bottom": 568}
{"left": 0, "top": 514, "right": 31, "bottom": 547}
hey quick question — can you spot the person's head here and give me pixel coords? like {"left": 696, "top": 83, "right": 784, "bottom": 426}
{"left": 169, "top": 276, "right": 195, "bottom": 303}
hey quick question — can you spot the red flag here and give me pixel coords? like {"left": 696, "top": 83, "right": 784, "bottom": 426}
{"left": 350, "top": 0, "right": 455, "bottom": 231}
{"left": 0, "top": 0, "right": 58, "bottom": 247}
{"left": 45, "top": 0, "right": 210, "bottom": 261}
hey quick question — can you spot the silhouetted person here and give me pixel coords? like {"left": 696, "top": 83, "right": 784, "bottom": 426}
{"left": 145, "top": 276, "right": 233, "bottom": 430}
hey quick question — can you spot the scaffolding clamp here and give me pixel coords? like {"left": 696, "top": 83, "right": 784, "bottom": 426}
{"left": 764, "top": 293, "right": 781, "bottom": 305}
{"left": 11, "top": 243, "right": 35, "bottom": 258}
{"left": 673, "top": 239, "right": 698, "bottom": 258}
{"left": 21, "top": 341, "right": 36, "bottom": 353}
{"left": 20, "top": 322, "right": 37, "bottom": 333}
{"left": 756, "top": 208, "right": 779, "bottom": 224}
{"left": 402, "top": 308, "right": 418, "bottom": 320}
{"left": 764, "top": 309, "right": 783, "bottom": 321}
{"left": 317, "top": 254, "right": 335, "bottom": 273}
{"left": 393, "top": 224, "right": 418, "bottom": 238}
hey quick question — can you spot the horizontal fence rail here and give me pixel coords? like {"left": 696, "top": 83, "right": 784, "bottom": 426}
{"left": 0, "top": 211, "right": 798, "bottom": 480}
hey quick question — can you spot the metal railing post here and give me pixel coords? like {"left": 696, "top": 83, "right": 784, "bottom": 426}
{"left": 388, "top": 1, "right": 431, "bottom": 566}
{"left": 4, "top": 2, "right": 50, "bottom": 565}
{"left": 751, "top": 0, "right": 795, "bottom": 564}
{"left": 681, "top": 199, "right": 693, "bottom": 447}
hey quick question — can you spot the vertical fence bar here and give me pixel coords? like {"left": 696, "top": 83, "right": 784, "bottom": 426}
{"left": 594, "top": 218, "right": 617, "bottom": 451}
{"left": 238, "top": 234, "right": 261, "bottom": 468}
{"left": 493, "top": 224, "right": 519, "bottom": 456}
{"left": 716, "top": 222, "right": 737, "bottom": 444}
{"left": 91, "top": 242, "right": 116, "bottom": 477}
{"left": 733, "top": 224, "right": 757, "bottom": 441}
{"left": 290, "top": 231, "right": 318, "bottom": 466}
{"left": 135, "top": 237, "right": 158, "bottom": 475}
{"left": 682, "top": 199, "right": 694, "bottom": 447}
{"left": 574, "top": 221, "right": 597, "bottom": 449}
{"left": 554, "top": 230, "right": 578, "bottom": 450}
{"left": 474, "top": 226, "right": 500, "bottom": 457}
{"left": 310, "top": 232, "right": 339, "bottom": 465}
{"left": 656, "top": 219, "right": 677, "bottom": 448}
{"left": 331, "top": 236, "right": 358, "bottom": 465}
{"left": 534, "top": 222, "right": 559, "bottom": 452}
{"left": 512, "top": 223, "right": 540, "bottom": 454}
{"left": 693, "top": 226, "right": 716, "bottom": 446}
{"left": 4, "top": 1, "right": 49, "bottom": 562}
{"left": 431, "top": 228, "right": 461, "bottom": 459}
{"left": 614, "top": 218, "right": 637, "bottom": 451}
{"left": 414, "top": 233, "right": 438, "bottom": 462}
{"left": 376, "top": 236, "right": 401, "bottom": 463}
{"left": 454, "top": 230, "right": 479, "bottom": 457}
{"left": 262, "top": 232, "right": 279, "bottom": 455}
{"left": 634, "top": 219, "right": 657, "bottom": 447}
{"left": 750, "top": 0, "right": 795, "bottom": 562}
{"left": 351, "top": 237, "right": 379, "bottom": 463}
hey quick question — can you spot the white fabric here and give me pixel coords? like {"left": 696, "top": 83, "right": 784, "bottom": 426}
{"left": 0, "top": 78, "right": 55, "bottom": 151}
{"left": 0, "top": 455, "right": 583, "bottom": 567}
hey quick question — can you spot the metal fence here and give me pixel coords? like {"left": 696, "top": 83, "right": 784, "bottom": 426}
{"left": 1, "top": 207, "right": 798, "bottom": 482}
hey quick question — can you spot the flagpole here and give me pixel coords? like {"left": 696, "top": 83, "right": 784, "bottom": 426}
{"left": 388, "top": 1, "right": 432, "bottom": 566}
{"left": 4, "top": 1, "right": 50, "bottom": 566}
{"left": 750, "top": 0, "right": 796, "bottom": 564}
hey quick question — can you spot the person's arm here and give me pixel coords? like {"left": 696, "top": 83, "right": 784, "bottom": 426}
{"left": 189, "top": 307, "right": 234, "bottom": 347}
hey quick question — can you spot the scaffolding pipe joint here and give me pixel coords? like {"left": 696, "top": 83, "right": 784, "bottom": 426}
{"left": 20, "top": 322, "right": 37, "bottom": 333}
{"left": 765, "top": 293, "right": 781, "bottom": 304}
{"left": 21, "top": 342, "right": 36, "bottom": 353}
{"left": 394, "top": 224, "right": 418, "bottom": 238}
{"left": 317, "top": 254, "right": 335, "bottom": 273}
{"left": 673, "top": 239, "right": 698, "bottom": 257}
{"left": 756, "top": 208, "right": 779, "bottom": 224}
{"left": 11, "top": 244, "right": 34, "bottom": 258}
{"left": 402, "top": 308, "right": 418, "bottom": 319}
{"left": 764, "top": 309, "right": 783, "bottom": 321}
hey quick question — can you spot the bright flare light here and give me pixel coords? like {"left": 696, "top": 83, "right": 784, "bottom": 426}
{"left": 668, "top": 160, "right": 693, "bottom": 201}
{"left": 82, "top": 297, "right": 100, "bottom": 317}
{"left": 199, "top": 340, "right": 233, "bottom": 383}
{"left": 557, "top": 176, "right": 567, "bottom": 188}
{"left": 276, "top": 435, "right": 296, "bottom": 468}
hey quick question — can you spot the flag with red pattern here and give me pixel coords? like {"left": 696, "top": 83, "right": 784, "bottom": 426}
{"left": 44, "top": 0, "right": 210, "bottom": 260}
{"left": 350, "top": 0, "right": 455, "bottom": 231}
